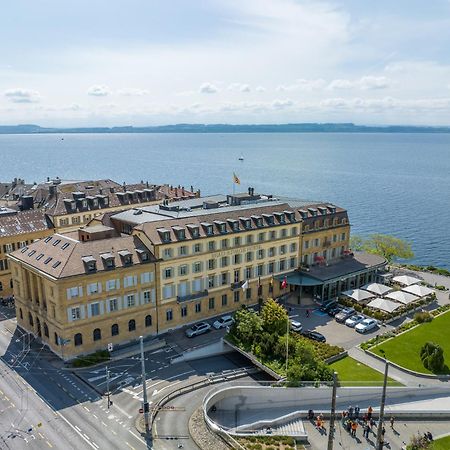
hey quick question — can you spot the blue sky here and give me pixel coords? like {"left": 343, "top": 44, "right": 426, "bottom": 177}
{"left": 1, "top": 0, "right": 450, "bottom": 126}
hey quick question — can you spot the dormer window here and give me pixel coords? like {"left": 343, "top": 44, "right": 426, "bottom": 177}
{"left": 187, "top": 224, "right": 200, "bottom": 238}
{"left": 252, "top": 215, "right": 263, "bottom": 227}
{"left": 118, "top": 250, "right": 133, "bottom": 266}
{"left": 214, "top": 221, "right": 227, "bottom": 233}
{"left": 101, "top": 253, "right": 115, "bottom": 269}
{"left": 274, "top": 212, "right": 285, "bottom": 223}
{"left": 71, "top": 201, "right": 76, "bottom": 210}
{"left": 227, "top": 219, "right": 239, "bottom": 232}
{"left": 82, "top": 200, "right": 88, "bottom": 208}
{"left": 93, "top": 198, "right": 99, "bottom": 207}
{"left": 298, "top": 209, "right": 308, "bottom": 219}
{"left": 284, "top": 210, "right": 295, "bottom": 222}
{"left": 82, "top": 256, "right": 97, "bottom": 273}
{"left": 157, "top": 228, "right": 171, "bottom": 243}
{"left": 104, "top": 197, "right": 110, "bottom": 206}
{"left": 308, "top": 208, "right": 318, "bottom": 217}
{"left": 172, "top": 226, "right": 186, "bottom": 240}
{"left": 201, "top": 222, "right": 214, "bottom": 236}
{"left": 136, "top": 248, "right": 149, "bottom": 262}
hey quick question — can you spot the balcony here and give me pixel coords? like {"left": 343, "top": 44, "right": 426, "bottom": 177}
{"left": 177, "top": 290, "right": 209, "bottom": 303}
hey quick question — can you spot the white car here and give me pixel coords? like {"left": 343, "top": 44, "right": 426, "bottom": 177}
{"left": 212, "top": 315, "right": 234, "bottom": 330}
{"left": 355, "top": 318, "right": 378, "bottom": 334}
{"left": 185, "top": 322, "right": 211, "bottom": 337}
{"left": 345, "top": 314, "right": 365, "bottom": 328}
{"left": 290, "top": 320, "right": 303, "bottom": 332}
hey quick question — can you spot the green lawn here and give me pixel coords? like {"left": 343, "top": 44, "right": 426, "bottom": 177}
{"left": 432, "top": 435, "right": 450, "bottom": 449}
{"left": 329, "top": 356, "right": 402, "bottom": 386}
{"left": 372, "top": 311, "right": 450, "bottom": 374}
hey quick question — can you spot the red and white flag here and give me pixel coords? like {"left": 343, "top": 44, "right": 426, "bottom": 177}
{"left": 281, "top": 276, "right": 288, "bottom": 289}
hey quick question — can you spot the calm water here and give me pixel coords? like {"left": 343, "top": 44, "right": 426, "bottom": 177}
{"left": 0, "top": 132, "right": 449, "bottom": 269}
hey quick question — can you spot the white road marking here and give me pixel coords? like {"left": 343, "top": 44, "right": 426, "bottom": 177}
{"left": 92, "top": 443, "right": 99, "bottom": 449}
{"left": 128, "top": 429, "right": 146, "bottom": 445}
{"left": 74, "top": 426, "right": 81, "bottom": 432}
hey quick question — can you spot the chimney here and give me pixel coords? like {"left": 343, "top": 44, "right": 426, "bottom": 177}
{"left": 123, "top": 182, "right": 126, "bottom": 192}
{"left": 181, "top": 186, "right": 185, "bottom": 195}
{"left": 146, "top": 180, "right": 149, "bottom": 188}
{"left": 190, "top": 185, "right": 193, "bottom": 192}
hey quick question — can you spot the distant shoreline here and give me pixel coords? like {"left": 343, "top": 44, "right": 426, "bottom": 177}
{"left": 1, "top": 123, "right": 450, "bottom": 135}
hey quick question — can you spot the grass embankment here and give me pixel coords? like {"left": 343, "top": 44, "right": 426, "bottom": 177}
{"left": 431, "top": 435, "right": 450, "bottom": 449}
{"left": 236, "top": 435, "right": 302, "bottom": 450}
{"left": 372, "top": 311, "right": 450, "bottom": 374}
{"left": 329, "top": 356, "right": 402, "bottom": 386}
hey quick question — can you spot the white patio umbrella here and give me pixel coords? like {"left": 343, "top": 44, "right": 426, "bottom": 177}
{"left": 392, "top": 275, "right": 421, "bottom": 286}
{"left": 342, "top": 289, "right": 375, "bottom": 302}
{"left": 385, "top": 290, "right": 418, "bottom": 305}
{"left": 402, "top": 284, "right": 434, "bottom": 298}
{"left": 368, "top": 297, "right": 402, "bottom": 313}
{"left": 361, "top": 282, "right": 393, "bottom": 296}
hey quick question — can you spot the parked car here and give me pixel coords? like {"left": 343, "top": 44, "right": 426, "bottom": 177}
{"left": 335, "top": 307, "right": 355, "bottom": 323}
{"left": 355, "top": 318, "right": 378, "bottom": 334}
{"left": 320, "top": 300, "right": 337, "bottom": 312}
{"left": 290, "top": 320, "right": 303, "bottom": 332}
{"left": 327, "top": 305, "right": 342, "bottom": 317}
{"left": 212, "top": 315, "right": 234, "bottom": 330}
{"left": 345, "top": 314, "right": 365, "bottom": 328}
{"left": 302, "top": 330, "right": 326, "bottom": 342}
{"left": 185, "top": 322, "right": 211, "bottom": 337}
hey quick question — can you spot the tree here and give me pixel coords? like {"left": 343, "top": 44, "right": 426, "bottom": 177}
{"left": 230, "top": 307, "right": 262, "bottom": 347}
{"left": 260, "top": 298, "right": 288, "bottom": 335}
{"left": 351, "top": 233, "right": 414, "bottom": 263}
{"left": 420, "top": 341, "right": 445, "bottom": 373}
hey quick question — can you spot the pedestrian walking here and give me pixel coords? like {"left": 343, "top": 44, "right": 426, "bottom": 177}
{"left": 367, "top": 405, "right": 373, "bottom": 420}
{"left": 306, "top": 308, "right": 310, "bottom": 318}
{"left": 363, "top": 422, "right": 370, "bottom": 439}
{"left": 355, "top": 405, "right": 360, "bottom": 419}
{"left": 348, "top": 406, "right": 354, "bottom": 419}
{"left": 390, "top": 416, "right": 395, "bottom": 429}
{"left": 351, "top": 421, "right": 358, "bottom": 437}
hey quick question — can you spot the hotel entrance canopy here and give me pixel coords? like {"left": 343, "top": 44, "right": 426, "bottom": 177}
{"left": 275, "top": 272, "right": 323, "bottom": 286}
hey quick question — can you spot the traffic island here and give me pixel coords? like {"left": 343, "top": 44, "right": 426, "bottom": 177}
{"left": 189, "top": 406, "right": 229, "bottom": 450}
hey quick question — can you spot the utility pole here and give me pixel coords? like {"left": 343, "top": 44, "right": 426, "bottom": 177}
{"left": 140, "top": 336, "right": 150, "bottom": 441}
{"left": 327, "top": 372, "right": 338, "bottom": 450}
{"left": 106, "top": 366, "right": 111, "bottom": 409}
{"left": 376, "top": 359, "right": 389, "bottom": 450}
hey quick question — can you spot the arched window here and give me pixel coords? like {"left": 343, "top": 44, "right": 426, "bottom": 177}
{"left": 93, "top": 328, "right": 102, "bottom": 341}
{"left": 145, "top": 315, "right": 152, "bottom": 327}
{"left": 0, "top": 281, "right": 3, "bottom": 291}
{"left": 128, "top": 319, "right": 136, "bottom": 332}
{"left": 28, "top": 312, "right": 34, "bottom": 327}
{"left": 9, "top": 279, "right": 13, "bottom": 289}
{"left": 19, "top": 308, "right": 23, "bottom": 320}
{"left": 44, "top": 323, "right": 49, "bottom": 338}
{"left": 74, "top": 333, "right": 83, "bottom": 346}
{"left": 111, "top": 323, "right": 119, "bottom": 336}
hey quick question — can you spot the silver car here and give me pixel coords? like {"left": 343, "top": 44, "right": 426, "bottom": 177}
{"left": 185, "top": 322, "right": 211, "bottom": 337}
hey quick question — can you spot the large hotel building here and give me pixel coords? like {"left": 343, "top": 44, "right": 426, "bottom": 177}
{"left": 8, "top": 190, "right": 386, "bottom": 359}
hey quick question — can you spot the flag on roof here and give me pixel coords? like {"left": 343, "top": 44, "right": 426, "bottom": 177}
{"left": 233, "top": 172, "right": 241, "bottom": 184}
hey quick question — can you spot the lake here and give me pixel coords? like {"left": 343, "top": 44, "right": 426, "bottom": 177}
{"left": 0, "top": 132, "right": 449, "bottom": 269}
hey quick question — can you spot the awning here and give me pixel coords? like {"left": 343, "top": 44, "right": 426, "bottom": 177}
{"left": 275, "top": 271, "right": 323, "bottom": 286}
{"left": 392, "top": 275, "right": 421, "bottom": 286}
{"left": 342, "top": 289, "right": 375, "bottom": 302}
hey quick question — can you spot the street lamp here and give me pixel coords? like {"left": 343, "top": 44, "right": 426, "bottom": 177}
{"left": 376, "top": 350, "right": 389, "bottom": 450}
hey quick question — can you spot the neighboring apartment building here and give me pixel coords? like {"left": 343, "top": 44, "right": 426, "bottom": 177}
{"left": 9, "top": 227, "right": 157, "bottom": 359}
{"left": 8, "top": 190, "right": 364, "bottom": 360}
{"left": 0, "top": 207, "right": 53, "bottom": 299}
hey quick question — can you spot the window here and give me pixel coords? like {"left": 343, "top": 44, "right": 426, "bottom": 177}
{"left": 290, "top": 257, "right": 296, "bottom": 268}
{"left": 221, "top": 239, "right": 228, "bottom": 249}
{"left": 193, "top": 243, "right": 202, "bottom": 253}
{"left": 141, "top": 272, "right": 153, "bottom": 284}
{"left": 145, "top": 315, "right": 152, "bottom": 327}
{"left": 44, "top": 323, "right": 49, "bottom": 338}
{"left": 164, "top": 248, "right": 172, "bottom": 258}
{"left": 109, "top": 298, "right": 118, "bottom": 312}
{"left": 68, "top": 287, "right": 79, "bottom": 298}
{"left": 88, "top": 282, "right": 99, "bottom": 294}
{"left": 164, "top": 267, "right": 173, "bottom": 279}
{"left": 233, "top": 237, "right": 241, "bottom": 246}
{"left": 258, "top": 232, "right": 265, "bottom": 242}
{"left": 93, "top": 328, "right": 101, "bottom": 341}
{"left": 333, "top": 234, "right": 337, "bottom": 243}
{"left": 195, "top": 302, "right": 201, "bottom": 313}
{"left": 209, "top": 298, "right": 215, "bottom": 310}
{"left": 192, "top": 278, "right": 202, "bottom": 292}
{"left": 290, "top": 243, "right": 297, "bottom": 252}
{"left": 179, "top": 265, "right": 188, "bottom": 276}
{"left": 126, "top": 294, "right": 135, "bottom": 308}
{"left": 257, "top": 264, "right": 264, "bottom": 276}
{"left": 181, "top": 305, "right": 188, "bottom": 317}
{"left": 246, "top": 235, "right": 253, "bottom": 244}
{"left": 19, "top": 308, "right": 23, "bottom": 320}
{"left": 245, "top": 267, "right": 252, "bottom": 279}
{"left": 234, "top": 269, "right": 240, "bottom": 283}
{"left": 279, "top": 260, "right": 286, "bottom": 271}
{"left": 341, "top": 232, "right": 346, "bottom": 241}
{"left": 221, "top": 294, "right": 227, "bottom": 306}
{"left": 163, "top": 284, "right": 175, "bottom": 299}
{"left": 208, "top": 259, "right": 215, "bottom": 270}
{"left": 221, "top": 272, "right": 228, "bottom": 285}
{"left": 234, "top": 290, "right": 240, "bottom": 303}
{"left": 71, "top": 307, "right": 81, "bottom": 321}
{"left": 280, "top": 245, "right": 286, "bottom": 255}
{"left": 246, "top": 252, "right": 253, "bottom": 262}
{"left": 166, "top": 309, "right": 173, "bottom": 321}
{"left": 124, "top": 275, "right": 135, "bottom": 287}
{"left": 112, "top": 323, "right": 119, "bottom": 336}
{"left": 291, "top": 227, "right": 298, "bottom": 236}
{"left": 314, "top": 238, "right": 320, "bottom": 247}
{"left": 143, "top": 290, "right": 153, "bottom": 304}
{"left": 281, "top": 229, "right": 287, "bottom": 238}
{"left": 269, "top": 230, "right": 276, "bottom": 240}
{"left": 106, "top": 279, "right": 117, "bottom": 291}
{"left": 221, "top": 256, "right": 229, "bottom": 267}
{"left": 208, "top": 241, "right": 216, "bottom": 251}
{"left": 128, "top": 319, "right": 136, "bottom": 331}
{"left": 193, "top": 262, "right": 202, "bottom": 273}
{"left": 268, "top": 262, "right": 274, "bottom": 274}
{"left": 257, "top": 249, "right": 264, "bottom": 259}
{"left": 74, "top": 333, "right": 83, "bottom": 346}
{"left": 268, "top": 247, "right": 275, "bottom": 257}
{"left": 179, "top": 246, "right": 188, "bottom": 256}
{"left": 304, "top": 240, "right": 309, "bottom": 249}
{"left": 90, "top": 303, "right": 100, "bottom": 316}
{"left": 208, "top": 275, "right": 215, "bottom": 288}
{"left": 233, "top": 254, "right": 241, "bottom": 264}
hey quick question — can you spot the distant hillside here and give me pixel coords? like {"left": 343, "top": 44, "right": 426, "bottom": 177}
{"left": 1, "top": 123, "right": 450, "bottom": 134}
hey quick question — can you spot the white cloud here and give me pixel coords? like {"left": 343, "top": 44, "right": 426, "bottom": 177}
{"left": 277, "top": 78, "right": 326, "bottom": 92}
{"left": 327, "top": 79, "right": 354, "bottom": 90}
{"left": 272, "top": 99, "right": 294, "bottom": 109}
{"left": 359, "top": 76, "right": 389, "bottom": 90}
{"left": 4, "top": 88, "right": 41, "bottom": 103}
{"left": 255, "top": 86, "right": 266, "bottom": 92}
{"left": 87, "top": 85, "right": 110, "bottom": 96}
{"left": 199, "top": 83, "right": 219, "bottom": 94}
{"left": 117, "top": 88, "right": 150, "bottom": 96}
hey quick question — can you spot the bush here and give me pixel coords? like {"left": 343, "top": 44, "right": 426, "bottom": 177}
{"left": 420, "top": 341, "right": 445, "bottom": 372}
{"left": 406, "top": 433, "right": 431, "bottom": 449}
{"left": 72, "top": 350, "right": 110, "bottom": 367}
{"left": 414, "top": 311, "right": 433, "bottom": 323}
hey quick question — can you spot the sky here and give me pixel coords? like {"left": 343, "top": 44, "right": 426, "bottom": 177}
{"left": 1, "top": 0, "right": 450, "bottom": 127}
